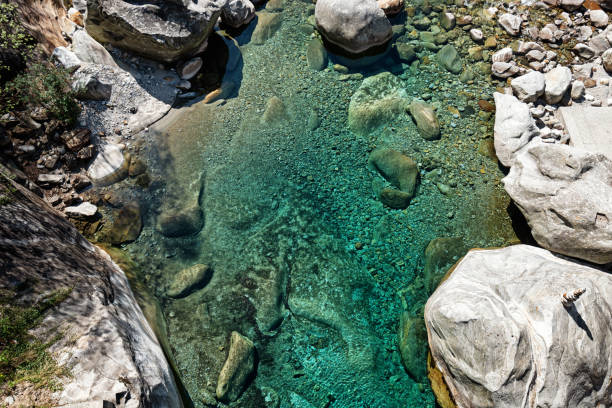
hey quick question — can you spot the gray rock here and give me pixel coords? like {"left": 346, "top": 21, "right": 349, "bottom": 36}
{"left": 158, "top": 204, "right": 204, "bottom": 237}
{"left": 177, "top": 57, "right": 203, "bottom": 80}
{"left": 571, "top": 79, "right": 585, "bottom": 100}
{"left": 603, "top": 48, "right": 612, "bottom": 74}
{"left": 573, "top": 43, "right": 595, "bottom": 59}
{"left": 71, "top": 29, "right": 118, "bottom": 68}
{"left": 347, "top": 72, "right": 408, "bottom": 135}
{"left": 407, "top": 99, "right": 440, "bottom": 140}
{"left": 38, "top": 173, "right": 65, "bottom": 185}
{"left": 425, "top": 245, "right": 612, "bottom": 408}
{"left": 167, "top": 264, "right": 212, "bottom": 298}
{"left": 315, "top": 0, "right": 392, "bottom": 54}
{"left": 86, "top": 0, "right": 224, "bottom": 63}
{"left": 588, "top": 34, "right": 609, "bottom": 56}
{"left": 510, "top": 71, "right": 545, "bottom": 102}
{"left": 51, "top": 47, "right": 82, "bottom": 72}
{"left": 560, "top": 0, "right": 585, "bottom": 10}
{"left": 436, "top": 44, "right": 463, "bottom": 74}
{"left": 216, "top": 331, "right": 256, "bottom": 402}
{"left": 491, "top": 61, "right": 520, "bottom": 78}
{"left": 221, "top": 0, "right": 256, "bottom": 28}
{"left": 439, "top": 12, "right": 455, "bottom": 30}
{"left": 498, "top": 13, "right": 521, "bottom": 36}
{"left": 72, "top": 74, "right": 112, "bottom": 100}
{"left": 395, "top": 43, "right": 416, "bottom": 63}
{"left": 493, "top": 92, "right": 540, "bottom": 167}
{"left": 544, "top": 66, "right": 572, "bottom": 104}
{"left": 306, "top": 38, "right": 328, "bottom": 71}
{"left": 64, "top": 201, "right": 98, "bottom": 218}
{"left": 503, "top": 144, "right": 612, "bottom": 264}
{"left": 491, "top": 47, "right": 513, "bottom": 63}
{"left": 87, "top": 143, "right": 128, "bottom": 186}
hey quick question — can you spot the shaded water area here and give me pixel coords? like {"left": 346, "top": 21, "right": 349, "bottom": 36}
{"left": 119, "top": 1, "right": 520, "bottom": 406}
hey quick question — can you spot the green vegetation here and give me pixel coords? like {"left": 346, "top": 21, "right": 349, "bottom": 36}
{"left": 0, "top": 289, "right": 71, "bottom": 391}
{"left": 0, "top": 2, "right": 80, "bottom": 124}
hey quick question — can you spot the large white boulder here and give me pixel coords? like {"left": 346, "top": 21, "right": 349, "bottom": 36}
{"left": 503, "top": 143, "right": 612, "bottom": 264}
{"left": 544, "top": 66, "right": 572, "bottom": 104}
{"left": 315, "top": 0, "right": 392, "bottom": 54}
{"left": 425, "top": 245, "right": 612, "bottom": 408}
{"left": 510, "top": 71, "right": 545, "bottom": 102}
{"left": 493, "top": 92, "right": 540, "bottom": 167}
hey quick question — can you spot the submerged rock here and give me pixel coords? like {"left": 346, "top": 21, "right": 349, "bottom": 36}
{"left": 492, "top": 92, "right": 539, "bottom": 167}
{"left": 261, "top": 96, "right": 288, "bottom": 125}
{"left": 407, "top": 99, "right": 440, "bottom": 140}
{"left": 369, "top": 148, "right": 418, "bottom": 205}
{"left": 158, "top": 204, "right": 204, "bottom": 238}
{"left": 426, "top": 245, "right": 612, "bottom": 408}
{"left": 306, "top": 38, "right": 328, "bottom": 71}
{"left": 251, "top": 12, "right": 282, "bottom": 45}
{"left": 503, "top": 144, "right": 612, "bottom": 264}
{"left": 109, "top": 202, "right": 142, "bottom": 245}
{"left": 315, "top": 0, "right": 392, "bottom": 54}
{"left": 86, "top": 0, "right": 224, "bottom": 62}
{"left": 348, "top": 72, "right": 408, "bottom": 135}
{"left": 423, "top": 237, "right": 468, "bottom": 294}
{"left": 398, "top": 313, "right": 428, "bottom": 381}
{"left": 436, "top": 44, "right": 463, "bottom": 75}
{"left": 167, "top": 263, "right": 212, "bottom": 298}
{"left": 216, "top": 331, "right": 256, "bottom": 402}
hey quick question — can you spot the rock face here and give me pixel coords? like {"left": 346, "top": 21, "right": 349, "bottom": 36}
{"left": 407, "top": 99, "right": 440, "bottom": 140}
{"left": 85, "top": 0, "right": 224, "bottom": 63}
{"left": 0, "top": 171, "right": 181, "bottom": 407}
{"left": 315, "top": 0, "right": 392, "bottom": 54}
{"left": 348, "top": 72, "right": 408, "bottom": 135}
{"left": 503, "top": 144, "right": 612, "bottom": 264}
{"left": 493, "top": 92, "right": 539, "bottom": 167}
{"left": 425, "top": 245, "right": 612, "bottom": 408}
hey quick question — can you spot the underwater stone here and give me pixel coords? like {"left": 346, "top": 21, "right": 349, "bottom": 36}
{"left": 167, "top": 263, "right": 212, "bottom": 298}
{"left": 348, "top": 72, "right": 408, "bottom": 135}
{"left": 306, "top": 38, "right": 328, "bottom": 71}
{"left": 251, "top": 12, "right": 282, "bottom": 45}
{"left": 261, "top": 96, "right": 289, "bottom": 125}
{"left": 398, "top": 313, "right": 428, "bottom": 381}
{"left": 436, "top": 44, "right": 463, "bottom": 75}
{"left": 315, "top": 0, "right": 392, "bottom": 54}
{"left": 503, "top": 144, "right": 612, "bottom": 264}
{"left": 177, "top": 57, "right": 203, "bottom": 80}
{"left": 379, "top": 188, "right": 412, "bottom": 209}
{"left": 407, "top": 99, "right": 440, "bottom": 141}
{"left": 158, "top": 204, "right": 204, "bottom": 238}
{"left": 109, "top": 202, "right": 142, "bottom": 245}
{"left": 216, "top": 331, "right": 256, "bottom": 402}
{"left": 369, "top": 148, "right": 418, "bottom": 198}
{"left": 395, "top": 42, "right": 416, "bottom": 63}
{"left": 426, "top": 245, "right": 612, "bottom": 408}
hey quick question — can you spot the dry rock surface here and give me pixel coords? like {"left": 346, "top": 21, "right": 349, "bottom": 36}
{"left": 0, "top": 172, "right": 181, "bottom": 407}
{"left": 425, "top": 245, "right": 612, "bottom": 408}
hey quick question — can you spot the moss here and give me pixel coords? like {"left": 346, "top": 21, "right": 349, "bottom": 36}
{"left": 0, "top": 289, "right": 71, "bottom": 392}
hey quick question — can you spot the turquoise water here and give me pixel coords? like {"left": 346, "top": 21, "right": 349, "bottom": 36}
{"left": 121, "top": 2, "right": 519, "bottom": 406}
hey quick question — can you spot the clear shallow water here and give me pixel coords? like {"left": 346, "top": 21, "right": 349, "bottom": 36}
{"left": 120, "top": 1, "right": 520, "bottom": 406}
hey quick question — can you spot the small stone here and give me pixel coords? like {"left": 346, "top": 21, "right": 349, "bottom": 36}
{"left": 379, "top": 188, "right": 412, "bottom": 209}
{"left": 498, "top": 13, "right": 521, "bottom": 36}
{"left": 510, "top": 71, "right": 545, "bottom": 103}
{"left": 571, "top": 80, "right": 585, "bottom": 100}
{"left": 408, "top": 99, "right": 440, "bottom": 140}
{"left": 544, "top": 66, "right": 572, "bottom": 104}
{"left": 469, "top": 29, "right": 483, "bottom": 42}
{"left": 602, "top": 49, "right": 612, "bottom": 74}
{"left": 436, "top": 44, "right": 463, "bottom": 74}
{"left": 440, "top": 12, "right": 456, "bottom": 30}
{"left": 167, "top": 264, "right": 212, "bottom": 298}
{"left": 65, "top": 202, "right": 98, "bottom": 218}
{"left": 177, "top": 57, "right": 203, "bottom": 80}
{"left": 491, "top": 47, "right": 513, "bottom": 63}
{"left": 484, "top": 36, "right": 497, "bottom": 49}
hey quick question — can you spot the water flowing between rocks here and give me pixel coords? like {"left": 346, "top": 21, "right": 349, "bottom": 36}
{"left": 119, "top": 2, "right": 519, "bottom": 406}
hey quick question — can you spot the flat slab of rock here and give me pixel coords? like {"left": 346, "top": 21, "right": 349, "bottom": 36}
{"left": 559, "top": 106, "right": 612, "bottom": 160}
{"left": 216, "top": 331, "right": 256, "bottom": 402}
{"left": 503, "top": 143, "right": 612, "bottom": 264}
{"left": 426, "top": 245, "right": 612, "bottom": 408}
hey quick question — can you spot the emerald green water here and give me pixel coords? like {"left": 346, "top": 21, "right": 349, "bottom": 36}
{"left": 121, "top": 2, "right": 518, "bottom": 406}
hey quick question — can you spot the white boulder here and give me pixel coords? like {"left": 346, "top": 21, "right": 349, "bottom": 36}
{"left": 511, "top": 71, "right": 545, "bottom": 102}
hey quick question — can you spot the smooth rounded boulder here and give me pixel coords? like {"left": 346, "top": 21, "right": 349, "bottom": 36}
{"left": 425, "top": 245, "right": 612, "bottom": 408}
{"left": 315, "top": 0, "right": 392, "bottom": 55}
